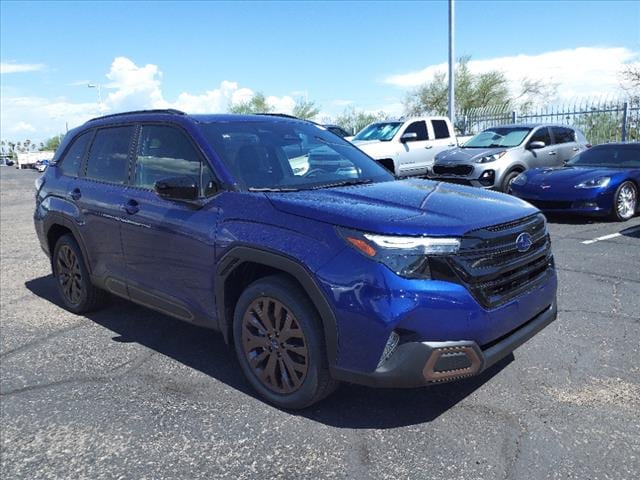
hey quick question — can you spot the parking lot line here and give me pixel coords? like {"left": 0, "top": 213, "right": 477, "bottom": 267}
{"left": 581, "top": 225, "right": 640, "bottom": 245}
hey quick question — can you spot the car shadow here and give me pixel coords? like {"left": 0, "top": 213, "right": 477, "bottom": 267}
{"left": 543, "top": 212, "right": 614, "bottom": 225}
{"left": 25, "top": 274, "right": 512, "bottom": 429}
{"left": 621, "top": 224, "right": 640, "bottom": 238}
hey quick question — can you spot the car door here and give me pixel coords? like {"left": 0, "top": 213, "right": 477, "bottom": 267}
{"left": 119, "top": 123, "right": 220, "bottom": 323}
{"left": 397, "top": 120, "right": 431, "bottom": 175}
{"left": 551, "top": 126, "right": 581, "bottom": 164}
{"left": 71, "top": 125, "right": 135, "bottom": 288}
{"left": 525, "top": 126, "right": 562, "bottom": 168}
{"left": 428, "top": 119, "right": 457, "bottom": 166}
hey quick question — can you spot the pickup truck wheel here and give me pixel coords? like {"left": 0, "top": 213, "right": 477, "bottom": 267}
{"left": 611, "top": 181, "right": 637, "bottom": 221}
{"left": 233, "top": 275, "right": 337, "bottom": 409}
{"left": 52, "top": 234, "right": 107, "bottom": 314}
{"left": 501, "top": 170, "right": 522, "bottom": 194}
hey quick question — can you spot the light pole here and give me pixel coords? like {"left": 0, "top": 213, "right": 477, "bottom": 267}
{"left": 448, "top": 0, "right": 455, "bottom": 128}
{"left": 87, "top": 83, "right": 102, "bottom": 105}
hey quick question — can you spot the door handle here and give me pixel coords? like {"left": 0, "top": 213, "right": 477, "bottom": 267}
{"left": 121, "top": 199, "right": 139, "bottom": 215}
{"left": 68, "top": 188, "right": 81, "bottom": 201}
{"left": 548, "top": 151, "right": 557, "bottom": 155}
{"left": 572, "top": 147, "right": 579, "bottom": 151}
{"left": 448, "top": 144, "right": 456, "bottom": 147}
{"left": 424, "top": 145, "right": 433, "bottom": 149}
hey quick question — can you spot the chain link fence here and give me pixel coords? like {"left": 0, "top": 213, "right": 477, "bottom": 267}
{"left": 458, "top": 98, "right": 640, "bottom": 145}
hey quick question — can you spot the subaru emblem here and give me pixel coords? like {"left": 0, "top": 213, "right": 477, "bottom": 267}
{"left": 516, "top": 232, "right": 533, "bottom": 253}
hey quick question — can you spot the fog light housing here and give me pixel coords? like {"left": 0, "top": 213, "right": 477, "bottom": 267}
{"left": 574, "top": 201, "right": 598, "bottom": 209}
{"left": 478, "top": 170, "right": 495, "bottom": 186}
{"left": 377, "top": 331, "right": 400, "bottom": 368}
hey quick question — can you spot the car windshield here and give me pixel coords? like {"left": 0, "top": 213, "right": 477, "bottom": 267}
{"left": 353, "top": 122, "right": 403, "bottom": 142}
{"left": 198, "top": 120, "right": 394, "bottom": 191}
{"left": 567, "top": 145, "right": 640, "bottom": 168}
{"left": 464, "top": 127, "right": 532, "bottom": 148}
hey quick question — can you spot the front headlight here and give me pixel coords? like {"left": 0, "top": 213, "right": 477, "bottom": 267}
{"left": 476, "top": 151, "right": 506, "bottom": 163}
{"left": 512, "top": 172, "right": 528, "bottom": 186}
{"left": 575, "top": 176, "right": 611, "bottom": 189}
{"left": 338, "top": 228, "right": 460, "bottom": 279}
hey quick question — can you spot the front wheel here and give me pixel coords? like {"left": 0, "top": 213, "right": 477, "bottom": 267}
{"left": 611, "top": 181, "right": 638, "bottom": 221}
{"left": 501, "top": 170, "right": 522, "bottom": 194}
{"left": 233, "top": 275, "right": 337, "bottom": 409}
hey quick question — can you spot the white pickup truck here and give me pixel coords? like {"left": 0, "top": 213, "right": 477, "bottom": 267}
{"left": 351, "top": 116, "right": 457, "bottom": 177}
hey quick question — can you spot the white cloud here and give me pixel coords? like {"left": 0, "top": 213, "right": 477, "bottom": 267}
{"left": 384, "top": 47, "right": 638, "bottom": 100}
{"left": 10, "top": 121, "right": 36, "bottom": 133}
{"left": 1, "top": 62, "right": 45, "bottom": 74}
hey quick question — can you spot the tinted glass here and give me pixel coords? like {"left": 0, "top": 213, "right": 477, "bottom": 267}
{"left": 198, "top": 121, "right": 393, "bottom": 191}
{"left": 404, "top": 121, "right": 428, "bottom": 141}
{"left": 327, "top": 126, "right": 350, "bottom": 138}
{"left": 59, "top": 131, "right": 91, "bottom": 177}
{"left": 529, "top": 127, "right": 552, "bottom": 146}
{"left": 464, "top": 127, "right": 531, "bottom": 148}
{"left": 551, "top": 127, "right": 575, "bottom": 144}
{"left": 86, "top": 126, "right": 134, "bottom": 184}
{"left": 431, "top": 120, "right": 451, "bottom": 139}
{"left": 134, "top": 125, "right": 201, "bottom": 190}
{"left": 567, "top": 145, "right": 640, "bottom": 168}
{"left": 353, "top": 122, "right": 402, "bottom": 141}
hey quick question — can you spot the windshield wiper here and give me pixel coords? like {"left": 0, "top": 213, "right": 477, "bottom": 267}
{"left": 248, "top": 187, "right": 300, "bottom": 192}
{"left": 310, "top": 179, "right": 374, "bottom": 190}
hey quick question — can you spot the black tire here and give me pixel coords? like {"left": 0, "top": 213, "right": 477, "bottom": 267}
{"left": 52, "top": 234, "right": 107, "bottom": 314}
{"left": 233, "top": 274, "right": 338, "bottom": 409}
{"left": 501, "top": 170, "right": 522, "bottom": 194}
{"left": 611, "top": 181, "right": 638, "bottom": 221}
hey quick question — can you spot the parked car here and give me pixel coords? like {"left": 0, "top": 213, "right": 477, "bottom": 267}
{"left": 323, "top": 124, "right": 352, "bottom": 139}
{"left": 511, "top": 142, "right": 639, "bottom": 221}
{"left": 0, "top": 156, "right": 14, "bottom": 166}
{"left": 35, "top": 110, "right": 557, "bottom": 408}
{"left": 351, "top": 116, "right": 457, "bottom": 176}
{"left": 431, "top": 124, "right": 590, "bottom": 192}
{"left": 35, "top": 159, "right": 50, "bottom": 172}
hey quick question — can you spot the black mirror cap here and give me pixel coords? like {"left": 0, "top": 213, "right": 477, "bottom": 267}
{"left": 154, "top": 176, "right": 199, "bottom": 201}
{"left": 528, "top": 141, "right": 546, "bottom": 150}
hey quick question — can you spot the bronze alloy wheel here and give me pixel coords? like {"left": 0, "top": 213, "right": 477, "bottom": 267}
{"left": 56, "top": 244, "right": 83, "bottom": 305}
{"left": 241, "top": 296, "right": 309, "bottom": 394}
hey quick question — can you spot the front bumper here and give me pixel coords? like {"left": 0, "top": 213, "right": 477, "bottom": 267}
{"left": 333, "top": 301, "right": 557, "bottom": 388}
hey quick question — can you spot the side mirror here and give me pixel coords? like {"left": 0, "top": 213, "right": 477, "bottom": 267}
{"left": 528, "top": 141, "right": 545, "bottom": 150}
{"left": 400, "top": 132, "right": 418, "bottom": 143}
{"left": 154, "top": 176, "right": 199, "bottom": 201}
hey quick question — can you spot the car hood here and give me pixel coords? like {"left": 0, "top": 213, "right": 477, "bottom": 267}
{"left": 351, "top": 139, "right": 383, "bottom": 148}
{"left": 435, "top": 146, "right": 508, "bottom": 164}
{"left": 266, "top": 179, "right": 538, "bottom": 237}
{"left": 524, "top": 166, "right": 625, "bottom": 187}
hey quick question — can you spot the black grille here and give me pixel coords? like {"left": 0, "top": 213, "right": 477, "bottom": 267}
{"left": 433, "top": 164, "right": 474, "bottom": 176}
{"left": 446, "top": 214, "right": 553, "bottom": 308}
{"left": 525, "top": 199, "right": 572, "bottom": 210}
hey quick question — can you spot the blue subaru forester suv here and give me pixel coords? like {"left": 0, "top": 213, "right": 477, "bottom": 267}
{"left": 34, "top": 110, "right": 557, "bottom": 408}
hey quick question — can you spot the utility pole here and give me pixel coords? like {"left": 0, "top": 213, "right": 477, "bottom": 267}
{"left": 448, "top": 0, "right": 455, "bottom": 128}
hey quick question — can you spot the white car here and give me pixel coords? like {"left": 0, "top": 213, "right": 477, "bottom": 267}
{"left": 351, "top": 116, "right": 457, "bottom": 177}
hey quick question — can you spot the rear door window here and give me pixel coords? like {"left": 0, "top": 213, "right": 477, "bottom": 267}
{"left": 551, "top": 126, "right": 576, "bottom": 144}
{"left": 85, "top": 126, "right": 135, "bottom": 184}
{"left": 404, "top": 121, "right": 429, "bottom": 141}
{"left": 134, "top": 124, "right": 209, "bottom": 194}
{"left": 431, "top": 119, "right": 451, "bottom": 139}
{"left": 529, "top": 127, "right": 552, "bottom": 146}
{"left": 59, "top": 131, "right": 92, "bottom": 177}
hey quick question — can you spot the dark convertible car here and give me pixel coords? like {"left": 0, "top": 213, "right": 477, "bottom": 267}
{"left": 510, "top": 143, "right": 639, "bottom": 221}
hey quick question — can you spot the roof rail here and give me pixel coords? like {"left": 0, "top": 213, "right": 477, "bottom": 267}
{"left": 255, "top": 113, "right": 301, "bottom": 120}
{"left": 88, "top": 109, "right": 186, "bottom": 122}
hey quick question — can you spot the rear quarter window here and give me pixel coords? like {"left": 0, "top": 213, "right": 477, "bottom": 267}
{"left": 431, "top": 120, "right": 451, "bottom": 139}
{"left": 58, "top": 131, "right": 92, "bottom": 177}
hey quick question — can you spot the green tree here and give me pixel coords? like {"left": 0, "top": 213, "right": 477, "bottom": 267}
{"left": 292, "top": 98, "right": 320, "bottom": 120}
{"left": 42, "top": 134, "right": 64, "bottom": 152}
{"left": 334, "top": 106, "right": 390, "bottom": 135}
{"left": 404, "top": 56, "right": 555, "bottom": 117}
{"left": 228, "top": 92, "right": 273, "bottom": 114}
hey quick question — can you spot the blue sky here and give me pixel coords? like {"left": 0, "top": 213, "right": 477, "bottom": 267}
{"left": 1, "top": 0, "right": 639, "bottom": 141}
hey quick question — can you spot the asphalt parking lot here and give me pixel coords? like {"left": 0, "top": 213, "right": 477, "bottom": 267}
{"left": 1, "top": 166, "right": 639, "bottom": 479}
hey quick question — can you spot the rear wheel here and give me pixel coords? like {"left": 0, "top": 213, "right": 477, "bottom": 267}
{"left": 233, "top": 275, "right": 337, "bottom": 409}
{"left": 611, "top": 181, "right": 637, "bottom": 221}
{"left": 53, "top": 234, "right": 107, "bottom": 313}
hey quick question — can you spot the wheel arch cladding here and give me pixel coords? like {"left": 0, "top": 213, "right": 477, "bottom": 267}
{"left": 216, "top": 246, "right": 339, "bottom": 367}
{"left": 45, "top": 217, "right": 92, "bottom": 275}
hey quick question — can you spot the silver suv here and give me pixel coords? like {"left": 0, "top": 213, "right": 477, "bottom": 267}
{"left": 430, "top": 124, "right": 590, "bottom": 192}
